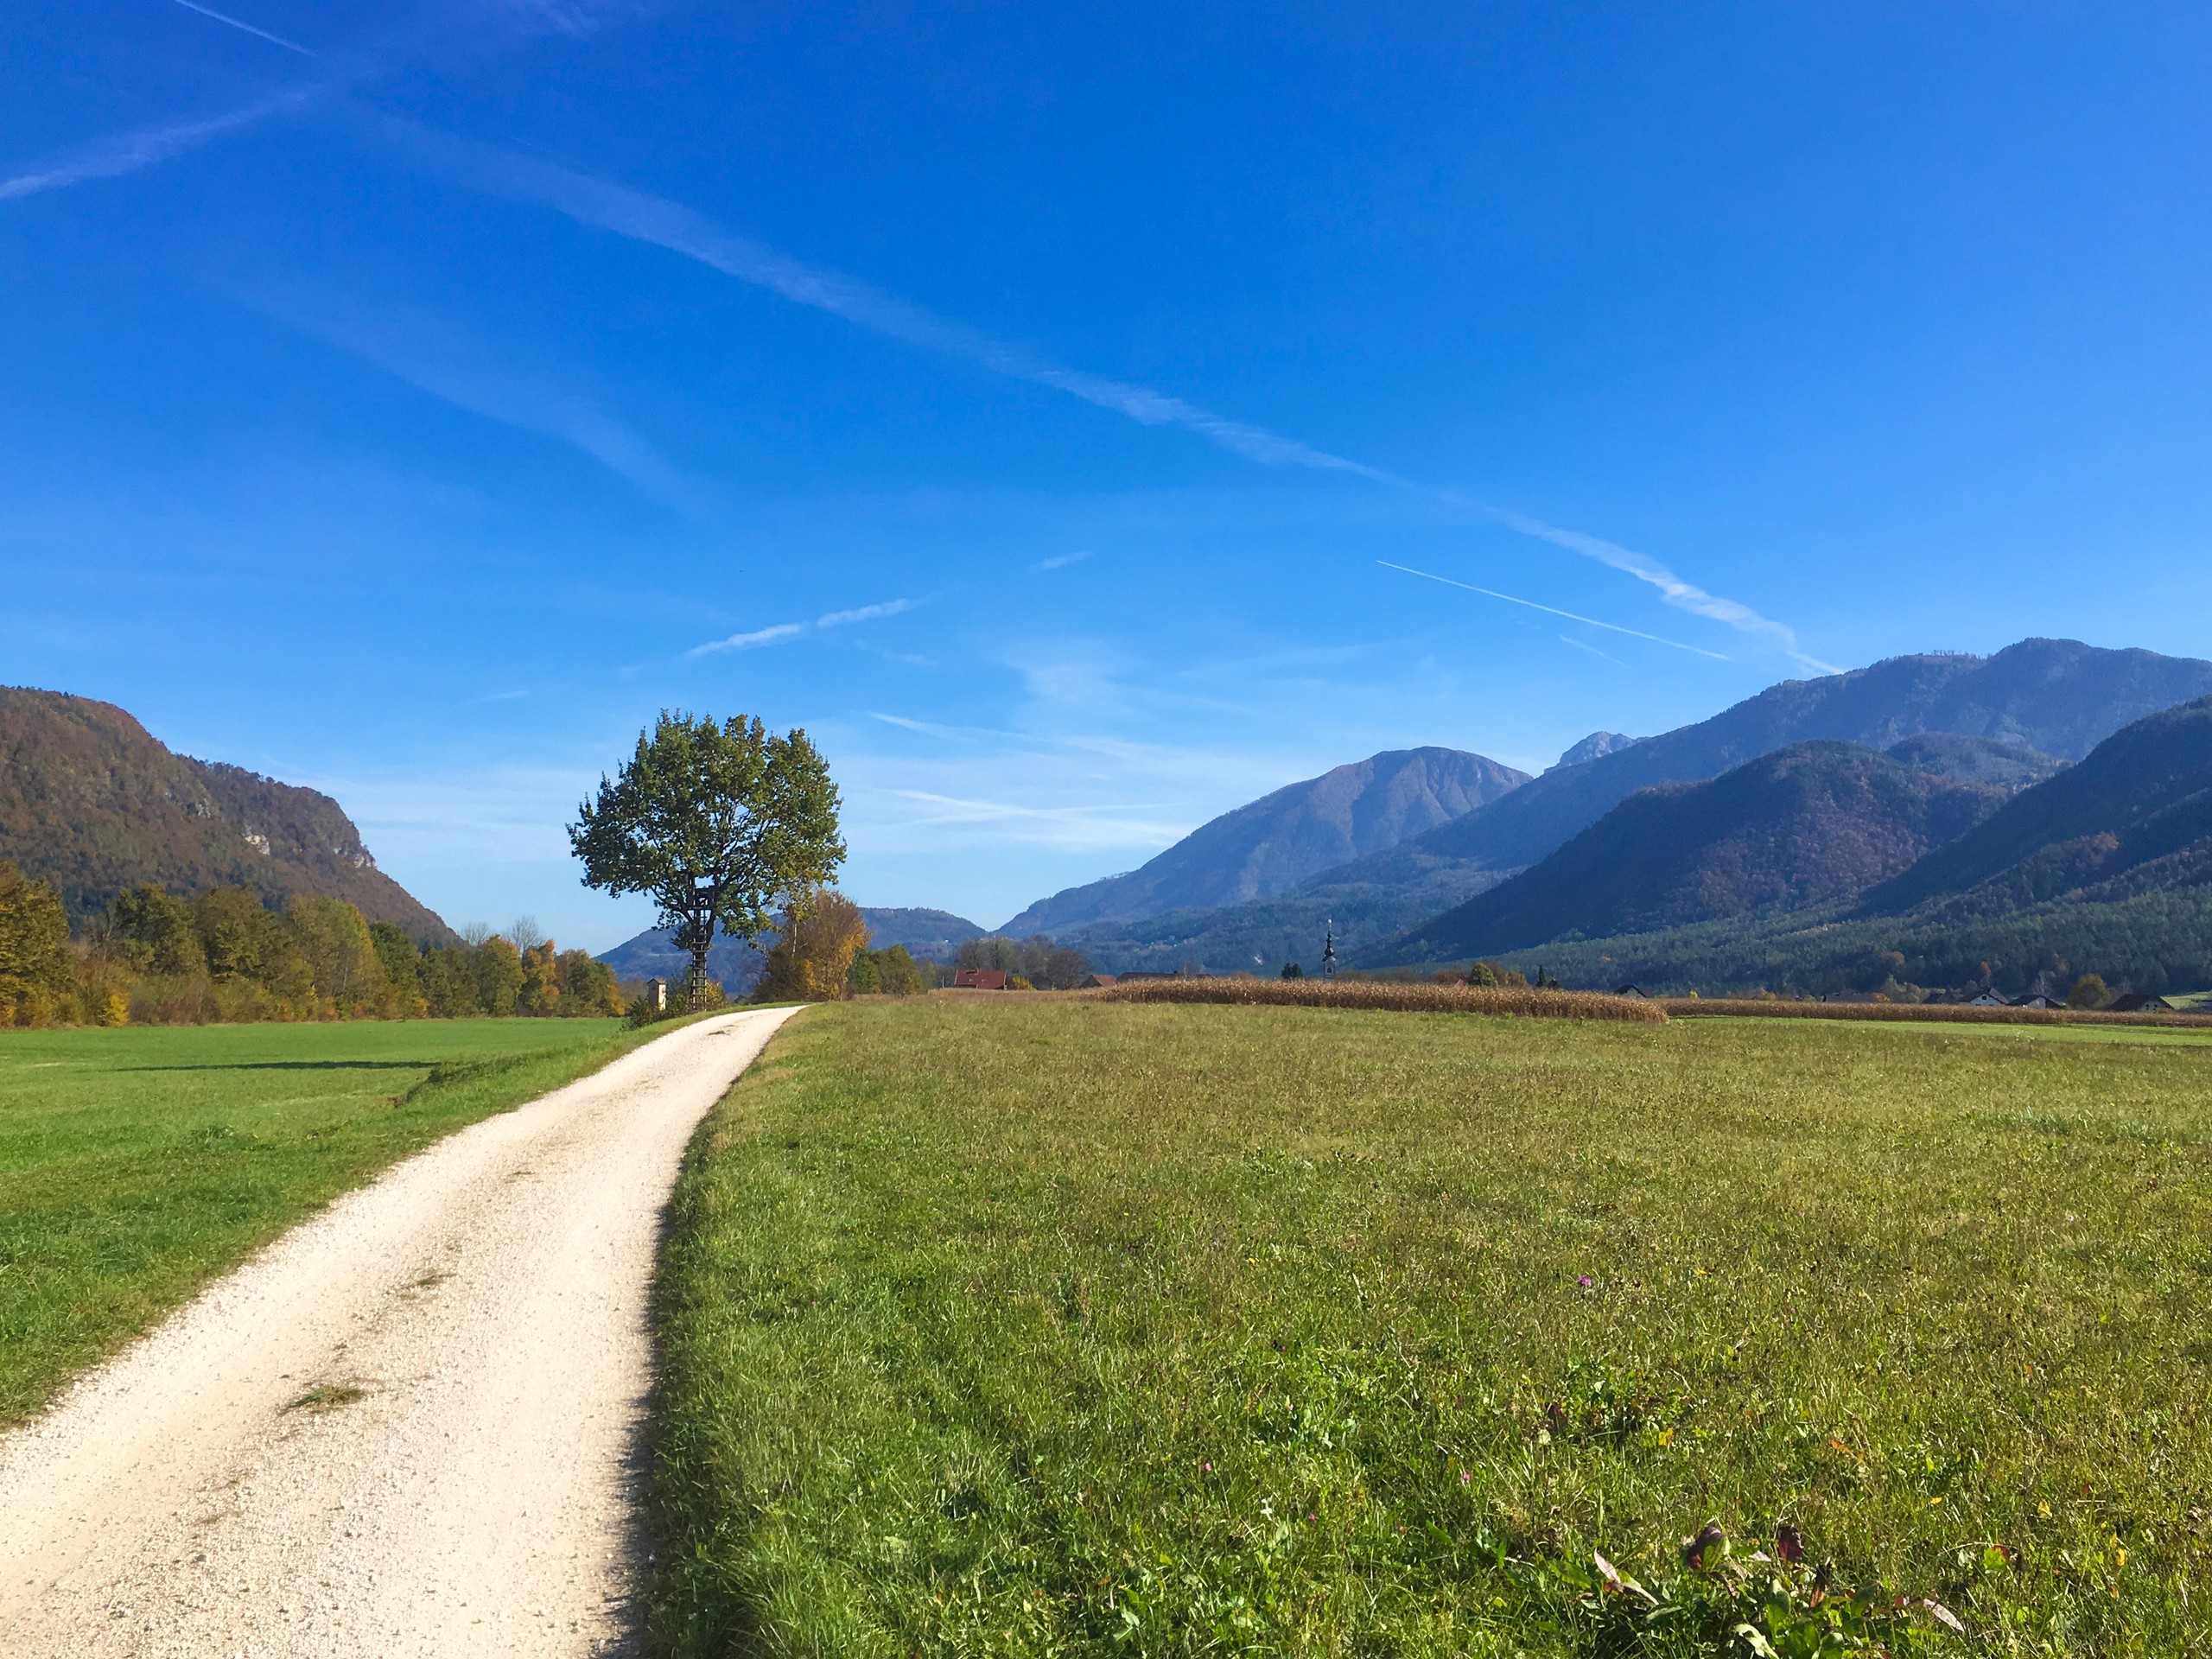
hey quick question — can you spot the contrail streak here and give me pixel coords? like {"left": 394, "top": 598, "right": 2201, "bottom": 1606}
{"left": 1377, "top": 562, "right": 1728, "bottom": 659}
{"left": 1483, "top": 508, "right": 1839, "bottom": 673}
{"left": 688, "top": 598, "right": 918, "bottom": 658}
{"left": 0, "top": 91, "right": 311, "bottom": 203}
{"left": 168, "top": 0, "right": 315, "bottom": 55}
{"left": 381, "top": 120, "right": 1389, "bottom": 481}
{"left": 385, "top": 120, "right": 1827, "bottom": 668}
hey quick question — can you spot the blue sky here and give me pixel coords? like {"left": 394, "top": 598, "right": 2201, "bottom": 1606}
{"left": 5, "top": 2, "right": 2211, "bottom": 947}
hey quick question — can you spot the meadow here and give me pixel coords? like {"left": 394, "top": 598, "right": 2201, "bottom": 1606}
{"left": 0, "top": 1015, "right": 657, "bottom": 1426}
{"left": 647, "top": 998, "right": 2212, "bottom": 1656}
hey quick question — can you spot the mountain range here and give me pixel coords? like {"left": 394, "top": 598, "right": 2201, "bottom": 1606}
{"left": 0, "top": 687, "right": 455, "bottom": 943}
{"left": 1021, "top": 639, "right": 2212, "bottom": 973}
{"left": 1860, "top": 697, "right": 2212, "bottom": 920}
{"left": 1385, "top": 736, "right": 2048, "bottom": 962}
{"left": 1455, "top": 695, "right": 2212, "bottom": 998}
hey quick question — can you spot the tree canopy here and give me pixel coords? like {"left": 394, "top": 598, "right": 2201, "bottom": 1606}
{"left": 756, "top": 889, "right": 873, "bottom": 1002}
{"left": 569, "top": 713, "right": 844, "bottom": 1007}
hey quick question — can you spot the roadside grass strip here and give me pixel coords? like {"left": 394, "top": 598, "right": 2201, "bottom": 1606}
{"left": 648, "top": 998, "right": 2212, "bottom": 1656}
{"left": 0, "top": 1016, "right": 678, "bottom": 1427}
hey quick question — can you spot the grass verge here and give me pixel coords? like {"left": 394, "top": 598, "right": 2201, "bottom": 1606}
{"left": 648, "top": 997, "right": 2212, "bottom": 1656}
{"left": 0, "top": 1014, "right": 691, "bottom": 1427}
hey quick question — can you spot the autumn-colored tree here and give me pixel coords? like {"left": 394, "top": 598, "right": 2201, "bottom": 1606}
{"left": 193, "top": 887, "right": 273, "bottom": 981}
{"left": 368, "top": 922, "right": 428, "bottom": 1018}
{"left": 571, "top": 714, "right": 844, "bottom": 1009}
{"left": 0, "top": 860, "right": 73, "bottom": 1027}
{"left": 556, "top": 949, "right": 626, "bottom": 1015}
{"left": 756, "top": 890, "right": 871, "bottom": 1001}
{"left": 106, "top": 885, "right": 206, "bottom": 976}
{"left": 475, "top": 935, "right": 525, "bottom": 1016}
{"left": 290, "top": 898, "right": 391, "bottom": 1014}
{"left": 2067, "top": 973, "right": 2110, "bottom": 1010}
{"left": 518, "top": 941, "right": 563, "bottom": 1014}
{"left": 189, "top": 887, "right": 313, "bottom": 1010}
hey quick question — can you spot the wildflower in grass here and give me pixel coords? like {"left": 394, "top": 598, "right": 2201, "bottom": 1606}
{"left": 1576, "top": 1274, "right": 1593, "bottom": 1287}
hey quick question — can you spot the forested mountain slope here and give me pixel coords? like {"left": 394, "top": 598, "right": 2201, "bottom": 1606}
{"left": 1001, "top": 747, "right": 1529, "bottom": 936}
{"left": 1452, "top": 699, "right": 2212, "bottom": 998}
{"left": 1861, "top": 696, "right": 2212, "bottom": 918}
{"left": 0, "top": 687, "right": 455, "bottom": 942}
{"left": 1310, "top": 639, "right": 2212, "bottom": 905}
{"left": 1382, "top": 741, "right": 2017, "bottom": 961}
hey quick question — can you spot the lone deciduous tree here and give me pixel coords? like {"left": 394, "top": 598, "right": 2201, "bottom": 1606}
{"left": 569, "top": 713, "right": 845, "bottom": 1008}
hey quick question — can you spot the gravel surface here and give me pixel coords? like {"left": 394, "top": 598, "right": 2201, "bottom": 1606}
{"left": 0, "top": 1006, "right": 797, "bottom": 1657}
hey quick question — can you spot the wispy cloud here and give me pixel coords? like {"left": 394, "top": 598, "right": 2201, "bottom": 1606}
{"left": 689, "top": 597, "right": 917, "bottom": 658}
{"left": 1037, "top": 550, "right": 1091, "bottom": 571}
{"left": 247, "top": 289, "right": 702, "bottom": 511}
{"left": 869, "top": 712, "right": 1028, "bottom": 741}
{"left": 383, "top": 119, "right": 1829, "bottom": 669}
{"left": 385, "top": 118, "right": 1391, "bottom": 482}
{"left": 817, "top": 598, "right": 916, "bottom": 628}
{"left": 3, "top": 1, "right": 638, "bottom": 210}
{"left": 1485, "top": 510, "right": 1839, "bottom": 673}
{"left": 1377, "top": 561, "right": 1727, "bottom": 660}
{"left": 1556, "top": 633, "right": 1625, "bottom": 667}
{"left": 696, "top": 622, "right": 806, "bottom": 654}
{"left": 168, "top": 0, "right": 316, "bottom": 56}
{"left": 0, "top": 90, "right": 313, "bottom": 204}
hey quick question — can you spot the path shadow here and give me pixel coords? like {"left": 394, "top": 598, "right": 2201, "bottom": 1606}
{"left": 115, "top": 1060, "right": 445, "bottom": 1073}
{"left": 597, "top": 1184, "right": 775, "bottom": 1658}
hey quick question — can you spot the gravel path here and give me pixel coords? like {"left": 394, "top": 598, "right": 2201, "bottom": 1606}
{"left": 0, "top": 1006, "right": 797, "bottom": 1657}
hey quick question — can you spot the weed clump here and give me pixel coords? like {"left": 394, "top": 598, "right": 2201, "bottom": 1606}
{"left": 286, "top": 1381, "right": 367, "bottom": 1412}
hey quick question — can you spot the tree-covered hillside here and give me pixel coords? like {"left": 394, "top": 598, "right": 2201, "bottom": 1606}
{"left": 1449, "top": 699, "right": 2212, "bottom": 998}
{"left": 1381, "top": 741, "right": 2016, "bottom": 962}
{"left": 0, "top": 687, "right": 454, "bottom": 942}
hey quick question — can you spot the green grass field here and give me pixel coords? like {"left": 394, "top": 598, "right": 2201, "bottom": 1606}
{"left": 648, "top": 999, "right": 2212, "bottom": 1656}
{"left": 0, "top": 1016, "right": 658, "bottom": 1427}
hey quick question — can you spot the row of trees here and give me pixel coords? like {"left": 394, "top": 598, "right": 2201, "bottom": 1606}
{"left": 954, "top": 934, "right": 1093, "bottom": 990}
{"left": 0, "top": 860, "right": 624, "bottom": 1027}
{"left": 747, "top": 891, "right": 928, "bottom": 1001}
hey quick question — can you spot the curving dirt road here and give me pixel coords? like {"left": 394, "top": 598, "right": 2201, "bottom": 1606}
{"left": 0, "top": 1006, "right": 796, "bottom": 1657}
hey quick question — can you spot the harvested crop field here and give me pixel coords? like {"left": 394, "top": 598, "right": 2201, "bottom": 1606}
{"left": 1107, "top": 976, "right": 1666, "bottom": 1021}
{"left": 647, "top": 996, "right": 2212, "bottom": 1656}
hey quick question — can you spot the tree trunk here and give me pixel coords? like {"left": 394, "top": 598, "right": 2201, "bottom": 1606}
{"left": 687, "top": 911, "right": 714, "bottom": 1010}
